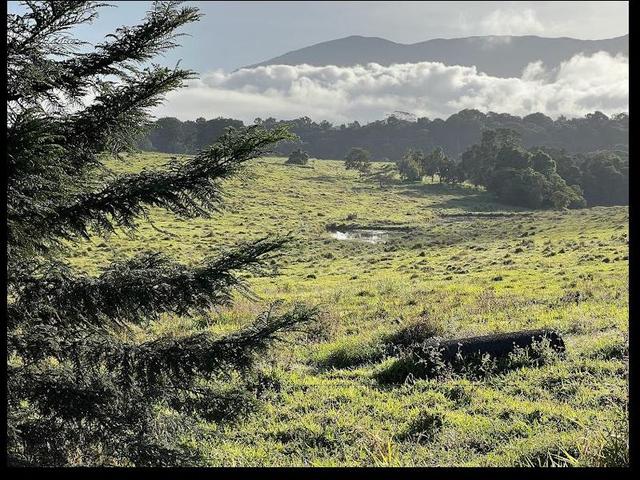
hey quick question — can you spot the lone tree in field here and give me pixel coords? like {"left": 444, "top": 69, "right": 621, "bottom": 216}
{"left": 285, "top": 148, "right": 310, "bottom": 165}
{"left": 7, "top": 1, "right": 315, "bottom": 467}
{"left": 344, "top": 147, "right": 371, "bottom": 174}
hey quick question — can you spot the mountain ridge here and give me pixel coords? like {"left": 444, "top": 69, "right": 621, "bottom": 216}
{"left": 240, "top": 34, "right": 629, "bottom": 78}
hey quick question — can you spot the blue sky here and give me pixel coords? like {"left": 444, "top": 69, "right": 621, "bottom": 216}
{"left": 8, "top": 1, "right": 629, "bottom": 73}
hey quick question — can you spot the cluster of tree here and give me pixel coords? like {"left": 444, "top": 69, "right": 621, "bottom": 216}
{"left": 7, "top": 2, "right": 315, "bottom": 467}
{"left": 285, "top": 148, "right": 310, "bottom": 165}
{"left": 395, "top": 147, "right": 462, "bottom": 183}
{"left": 540, "top": 148, "right": 629, "bottom": 207}
{"left": 459, "top": 130, "right": 628, "bottom": 208}
{"left": 341, "top": 133, "right": 627, "bottom": 209}
{"left": 140, "top": 110, "right": 628, "bottom": 160}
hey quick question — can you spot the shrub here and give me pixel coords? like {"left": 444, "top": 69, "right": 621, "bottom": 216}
{"left": 376, "top": 334, "right": 564, "bottom": 383}
{"left": 285, "top": 148, "right": 310, "bottom": 165}
{"left": 344, "top": 147, "right": 372, "bottom": 173}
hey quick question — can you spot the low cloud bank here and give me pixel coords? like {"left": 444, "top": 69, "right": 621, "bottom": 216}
{"left": 154, "top": 52, "right": 628, "bottom": 123}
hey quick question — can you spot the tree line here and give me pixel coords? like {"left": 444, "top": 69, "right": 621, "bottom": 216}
{"left": 139, "top": 109, "right": 628, "bottom": 160}
{"left": 340, "top": 130, "right": 628, "bottom": 209}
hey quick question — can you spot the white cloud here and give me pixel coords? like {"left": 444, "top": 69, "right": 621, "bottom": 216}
{"left": 456, "top": 2, "right": 627, "bottom": 42}
{"left": 521, "top": 61, "right": 548, "bottom": 82}
{"left": 154, "top": 52, "right": 628, "bottom": 124}
{"left": 478, "top": 8, "right": 545, "bottom": 36}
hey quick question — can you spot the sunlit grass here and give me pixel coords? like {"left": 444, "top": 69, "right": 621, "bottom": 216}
{"left": 67, "top": 154, "right": 629, "bottom": 466}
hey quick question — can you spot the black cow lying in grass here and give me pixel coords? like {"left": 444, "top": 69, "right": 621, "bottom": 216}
{"left": 377, "top": 329, "right": 565, "bottom": 383}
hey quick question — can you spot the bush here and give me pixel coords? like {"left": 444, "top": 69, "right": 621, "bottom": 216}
{"left": 376, "top": 334, "right": 564, "bottom": 383}
{"left": 285, "top": 148, "right": 310, "bottom": 165}
{"left": 344, "top": 147, "right": 372, "bottom": 173}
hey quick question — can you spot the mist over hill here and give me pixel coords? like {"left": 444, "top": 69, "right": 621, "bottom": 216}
{"left": 242, "top": 34, "right": 629, "bottom": 78}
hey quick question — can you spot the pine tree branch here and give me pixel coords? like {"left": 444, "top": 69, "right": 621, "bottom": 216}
{"left": 7, "top": 1, "right": 101, "bottom": 59}
{"left": 10, "top": 303, "right": 317, "bottom": 414}
{"left": 7, "top": 66, "right": 195, "bottom": 258}
{"left": 10, "top": 237, "right": 288, "bottom": 331}
{"left": 8, "top": 125, "right": 294, "bottom": 256}
{"left": 7, "top": 1, "right": 200, "bottom": 103}
{"left": 48, "top": 126, "right": 295, "bottom": 239}
{"left": 66, "top": 66, "right": 195, "bottom": 157}
{"left": 130, "top": 303, "right": 317, "bottom": 384}
{"left": 8, "top": 365, "right": 119, "bottom": 421}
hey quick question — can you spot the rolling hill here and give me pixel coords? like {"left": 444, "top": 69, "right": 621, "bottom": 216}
{"left": 242, "top": 34, "right": 629, "bottom": 78}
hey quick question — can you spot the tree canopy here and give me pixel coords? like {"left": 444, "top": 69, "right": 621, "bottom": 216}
{"left": 139, "top": 110, "right": 628, "bottom": 161}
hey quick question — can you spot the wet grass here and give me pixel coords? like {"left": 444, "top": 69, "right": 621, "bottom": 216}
{"left": 68, "top": 154, "right": 629, "bottom": 467}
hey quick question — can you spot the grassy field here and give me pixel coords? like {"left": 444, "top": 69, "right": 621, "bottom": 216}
{"left": 69, "top": 153, "right": 629, "bottom": 467}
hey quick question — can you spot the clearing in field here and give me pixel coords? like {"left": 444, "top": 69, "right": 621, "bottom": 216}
{"left": 69, "top": 154, "right": 629, "bottom": 467}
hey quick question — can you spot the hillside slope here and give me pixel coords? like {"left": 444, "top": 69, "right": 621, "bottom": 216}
{"left": 242, "top": 34, "right": 629, "bottom": 77}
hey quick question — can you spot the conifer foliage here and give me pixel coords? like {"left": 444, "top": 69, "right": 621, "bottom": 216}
{"left": 7, "top": 1, "right": 315, "bottom": 466}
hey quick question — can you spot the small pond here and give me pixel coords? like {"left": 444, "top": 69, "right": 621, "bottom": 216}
{"left": 328, "top": 229, "right": 389, "bottom": 244}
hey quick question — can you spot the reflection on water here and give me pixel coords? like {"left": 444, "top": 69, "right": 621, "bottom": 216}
{"left": 329, "top": 229, "right": 388, "bottom": 244}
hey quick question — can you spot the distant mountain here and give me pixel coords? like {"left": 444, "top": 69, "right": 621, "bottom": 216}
{"left": 242, "top": 34, "right": 629, "bottom": 78}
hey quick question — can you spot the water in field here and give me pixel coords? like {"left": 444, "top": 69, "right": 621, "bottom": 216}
{"left": 329, "top": 229, "right": 388, "bottom": 244}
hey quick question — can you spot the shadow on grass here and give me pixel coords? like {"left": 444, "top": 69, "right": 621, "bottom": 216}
{"left": 305, "top": 174, "right": 345, "bottom": 184}
{"left": 397, "top": 181, "right": 481, "bottom": 197}
{"left": 396, "top": 182, "right": 529, "bottom": 212}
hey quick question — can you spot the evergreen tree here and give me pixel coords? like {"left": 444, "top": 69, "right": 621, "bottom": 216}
{"left": 7, "top": 1, "right": 315, "bottom": 466}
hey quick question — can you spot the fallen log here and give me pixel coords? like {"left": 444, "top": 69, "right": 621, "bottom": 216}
{"left": 376, "top": 329, "right": 565, "bottom": 383}
{"left": 423, "top": 329, "right": 565, "bottom": 362}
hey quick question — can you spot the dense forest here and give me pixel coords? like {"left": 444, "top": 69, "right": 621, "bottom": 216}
{"left": 139, "top": 110, "right": 628, "bottom": 160}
